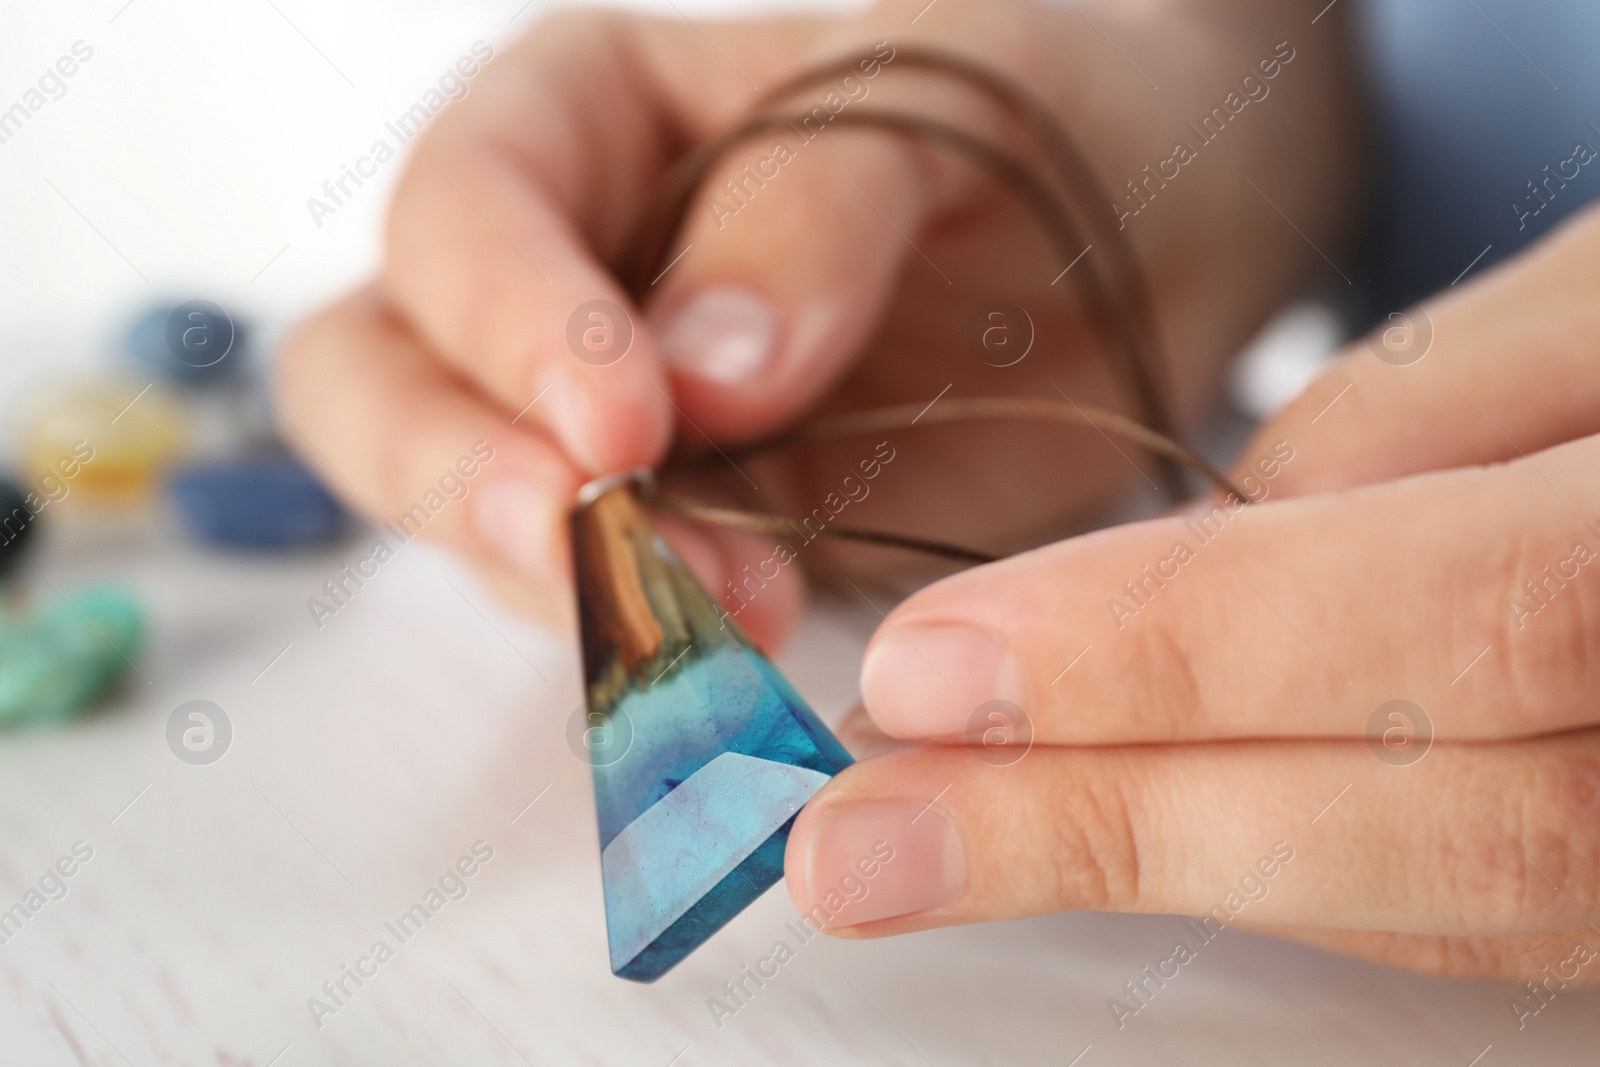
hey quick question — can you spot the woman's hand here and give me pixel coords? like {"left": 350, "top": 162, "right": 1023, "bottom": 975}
{"left": 788, "top": 203, "right": 1600, "bottom": 991}
{"left": 276, "top": 0, "right": 1361, "bottom": 643}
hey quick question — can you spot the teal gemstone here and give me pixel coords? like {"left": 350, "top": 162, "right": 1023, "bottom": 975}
{"left": 0, "top": 585, "right": 145, "bottom": 726}
{"left": 572, "top": 475, "right": 852, "bottom": 982}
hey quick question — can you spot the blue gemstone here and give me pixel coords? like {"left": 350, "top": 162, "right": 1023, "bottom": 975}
{"left": 572, "top": 478, "right": 852, "bottom": 982}
{"left": 168, "top": 455, "right": 346, "bottom": 549}
{"left": 125, "top": 302, "right": 249, "bottom": 387}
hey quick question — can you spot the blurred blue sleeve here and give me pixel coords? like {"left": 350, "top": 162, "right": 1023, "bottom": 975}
{"left": 1357, "top": 0, "right": 1600, "bottom": 309}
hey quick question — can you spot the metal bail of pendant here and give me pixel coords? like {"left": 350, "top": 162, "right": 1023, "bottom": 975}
{"left": 570, "top": 470, "right": 853, "bottom": 982}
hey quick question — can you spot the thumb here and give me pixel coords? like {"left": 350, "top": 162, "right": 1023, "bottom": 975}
{"left": 646, "top": 113, "right": 953, "bottom": 440}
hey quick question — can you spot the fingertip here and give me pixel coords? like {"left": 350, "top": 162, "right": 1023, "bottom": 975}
{"left": 470, "top": 474, "right": 571, "bottom": 585}
{"left": 859, "top": 622, "right": 1022, "bottom": 741}
{"left": 539, "top": 355, "right": 674, "bottom": 476}
{"left": 786, "top": 783, "right": 966, "bottom": 933}
{"left": 782, "top": 794, "right": 818, "bottom": 924}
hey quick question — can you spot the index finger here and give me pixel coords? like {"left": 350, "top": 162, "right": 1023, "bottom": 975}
{"left": 379, "top": 13, "right": 762, "bottom": 474}
{"left": 855, "top": 433, "right": 1600, "bottom": 744}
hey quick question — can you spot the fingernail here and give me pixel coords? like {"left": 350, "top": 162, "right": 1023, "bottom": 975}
{"left": 654, "top": 285, "right": 778, "bottom": 384}
{"left": 472, "top": 479, "right": 562, "bottom": 581}
{"left": 861, "top": 625, "right": 1022, "bottom": 739}
{"left": 803, "top": 800, "right": 964, "bottom": 927}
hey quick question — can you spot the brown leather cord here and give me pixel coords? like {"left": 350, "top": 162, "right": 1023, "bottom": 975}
{"left": 751, "top": 396, "right": 1246, "bottom": 501}
{"left": 647, "top": 393, "right": 1248, "bottom": 566}
{"left": 642, "top": 488, "right": 1000, "bottom": 565}
{"left": 612, "top": 46, "right": 1244, "bottom": 567}
{"left": 617, "top": 47, "right": 1176, "bottom": 449}
{"left": 736, "top": 47, "right": 1176, "bottom": 445}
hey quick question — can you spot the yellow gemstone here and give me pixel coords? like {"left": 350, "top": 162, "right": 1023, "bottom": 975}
{"left": 15, "top": 379, "right": 189, "bottom": 503}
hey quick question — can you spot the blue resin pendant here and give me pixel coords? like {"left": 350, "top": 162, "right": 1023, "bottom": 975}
{"left": 572, "top": 472, "right": 853, "bottom": 982}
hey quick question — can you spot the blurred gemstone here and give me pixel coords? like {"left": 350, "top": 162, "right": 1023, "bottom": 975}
{"left": 168, "top": 454, "right": 345, "bottom": 549}
{"left": 0, "top": 475, "right": 37, "bottom": 582}
{"left": 572, "top": 474, "right": 852, "bottom": 982}
{"left": 0, "top": 585, "right": 144, "bottom": 726}
{"left": 125, "top": 301, "right": 248, "bottom": 387}
{"left": 17, "top": 379, "right": 188, "bottom": 502}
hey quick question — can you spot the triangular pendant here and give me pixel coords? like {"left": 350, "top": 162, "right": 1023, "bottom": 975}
{"left": 571, "top": 472, "right": 854, "bottom": 982}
